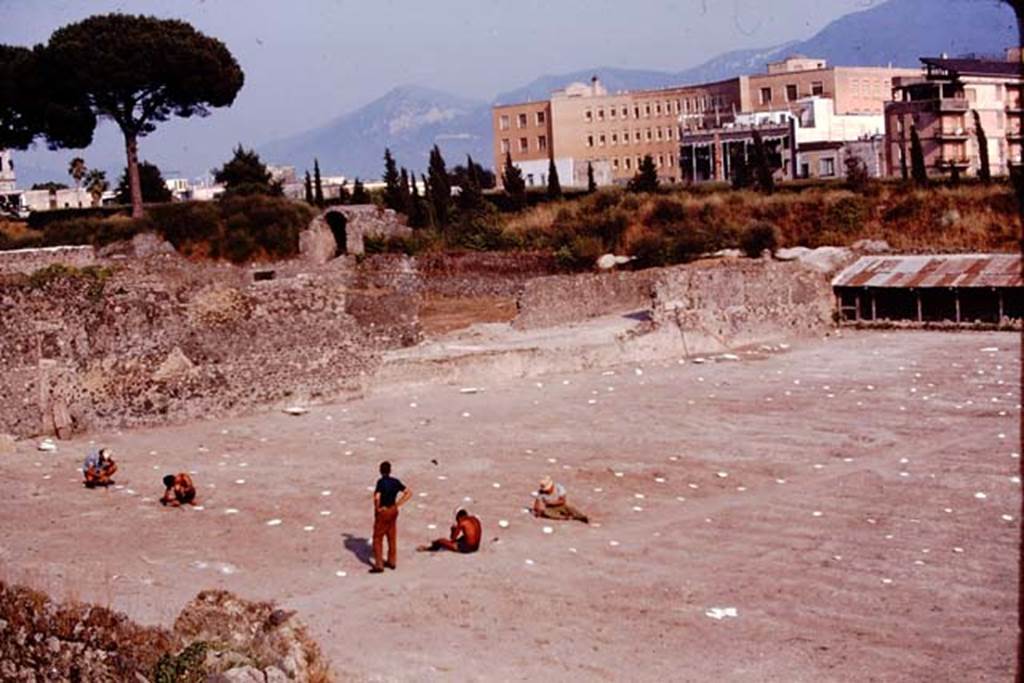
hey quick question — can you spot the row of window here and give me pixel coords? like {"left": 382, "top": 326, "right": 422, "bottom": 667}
{"left": 498, "top": 111, "right": 547, "bottom": 131}
{"left": 584, "top": 95, "right": 731, "bottom": 123}
{"left": 586, "top": 127, "right": 677, "bottom": 147}
{"left": 607, "top": 154, "right": 677, "bottom": 172}
{"left": 759, "top": 81, "right": 825, "bottom": 105}
{"left": 499, "top": 135, "right": 548, "bottom": 154}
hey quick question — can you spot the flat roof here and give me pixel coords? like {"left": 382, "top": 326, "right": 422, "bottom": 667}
{"left": 832, "top": 254, "right": 1022, "bottom": 289}
{"left": 921, "top": 57, "right": 1022, "bottom": 78}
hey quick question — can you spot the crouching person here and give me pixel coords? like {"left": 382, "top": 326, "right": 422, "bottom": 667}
{"left": 417, "top": 509, "right": 482, "bottom": 554}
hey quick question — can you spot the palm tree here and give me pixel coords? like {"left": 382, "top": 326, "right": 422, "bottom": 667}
{"left": 68, "top": 157, "right": 87, "bottom": 189}
{"left": 83, "top": 169, "right": 108, "bottom": 207}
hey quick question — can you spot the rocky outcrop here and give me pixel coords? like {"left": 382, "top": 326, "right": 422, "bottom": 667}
{"left": 0, "top": 582, "right": 330, "bottom": 682}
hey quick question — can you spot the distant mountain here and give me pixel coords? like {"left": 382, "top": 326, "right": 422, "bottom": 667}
{"left": 251, "top": 0, "right": 1022, "bottom": 177}
{"left": 259, "top": 85, "right": 490, "bottom": 179}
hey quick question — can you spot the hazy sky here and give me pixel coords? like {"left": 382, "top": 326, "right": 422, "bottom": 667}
{"left": 0, "top": 0, "right": 877, "bottom": 179}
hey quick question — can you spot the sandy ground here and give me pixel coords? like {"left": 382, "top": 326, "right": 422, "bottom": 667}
{"left": 1, "top": 330, "right": 1020, "bottom": 682}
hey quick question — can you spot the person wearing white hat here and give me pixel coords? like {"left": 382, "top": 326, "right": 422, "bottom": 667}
{"left": 83, "top": 448, "right": 117, "bottom": 488}
{"left": 532, "top": 476, "right": 589, "bottom": 523}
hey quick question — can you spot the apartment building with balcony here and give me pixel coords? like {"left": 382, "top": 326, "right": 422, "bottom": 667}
{"left": 884, "top": 54, "right": 1023, "bottom": 178}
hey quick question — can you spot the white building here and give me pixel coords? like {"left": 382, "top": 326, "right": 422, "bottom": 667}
{"left": 0, "top": 149, "right": 14, "bottom": 193}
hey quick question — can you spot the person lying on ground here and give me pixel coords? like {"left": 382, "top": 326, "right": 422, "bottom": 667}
{"left": 83, "top": 448, "right": 117, "bottom": 488}
{"left": 160, "top": 473, "right": 197, "bottom": 507}
{"left": 532, "top": 476, "right": 589, "bottom": 523}
{"left": 417, "top": 509, "right": 482, "bottom": 553}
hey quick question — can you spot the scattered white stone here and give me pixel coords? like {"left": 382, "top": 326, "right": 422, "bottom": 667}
{"left": 654, "top": 477, "right": 666, "bottom": 483}
{"left": 427, "top": 524, "right": 437, "bottom": 530}
{"left": 974, "top": 492, "right": 988, "bottom": 500}
{"left": 542, "top": 526, "right": 554, "bottom": 534}
{"left": 303, "top": 526, "right": 315, "bottom": 532}
{"left": 283, "top": 406, "right": 308, "bottom": 416}
{"left": 409, "top": 402, "right": 418, "bottom": 408}
{"left": 1002, "top": 514, "right": 1014, "bottom": 522}
{"left": 587, "top": 399, "right": 597, "bottom": 405}
{"left": 881, "top": 578, "right": 893, "bottom": 585}
{"left": 593, "top": 487, "right": 603, "bottom": 493}
{"left": 524, "top": 559, "right": 535, "bottom": 566}
{"left": 320, "top": 510, "right": 331, "bottom": 516}
{"left": 266, "top": 519, "right": 282, "bottom": 526}
{"left": 498, "top": 520, "right": 510, "bottom": 528}
{"left": 688, "top": 483, "right": 699, "bottom": 489}
{"left": 461, "top": 412, "right": 471, "bottom": 418}
{"left": 225, "top": 508, "right": 239, "bottom": 515}
{"left": 234, "top": 479, "right": 246, "bottom": 485}
{"left": 705, "top": 607, "right": 738, "bottom": 620}
{"left": 608, "top": 540, "right": 620, "bottom": 547}
{"left": 716, "top": 471, "right": 729, "bottom": 478}
{"left": 614, "top": 472, "right": 624, "bottom": 478}
{"left": 632, "top": 506, "right": 644, "bottom": 512}
{"left": 775, "top": 479, "right": 786, "bottom": 484}
{"left": 321, "top": 490, "right": 331, "bottom": 496}
{"left": 953, "top": 547, "right": 964, "bottom": 553}
{"left": 492, "top": 482, "right": 501, "bottom": 489}
{"left": 812, "top": 511, "right": 823, "bottom": 517}
{"left": 634, "top": 493, "right": 645, "bottom": 499}
{"left": 460, "top": 387, "right": 483, "bottom": 394}
{"left": 37, "top": 440, "right": 57, "bottom": 452}
{"left": 335, "top": 570, "right": 347, "bottom": 577}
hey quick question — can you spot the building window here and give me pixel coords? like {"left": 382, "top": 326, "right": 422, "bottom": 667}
{"left": 519, "top": 137, "right": 529, "bottom": 152}
{"left": 598, "top": 108, "right": 605, "bottom": 121}
{"left": 499, "top": 115, "right": 510, "bottom": 130}
{"left": 635, "top": 130, "right": 641, "bottom": 142}
{"left": 645, "top": 104, "right": 651, "bottom": 117}
{"left": 655, "top": 103, "right": 662, "bottom": 115}
{"left": 625, "top": 157, "right": 632, "bottom": 170}
{"left": 667, "top": 128, "right": 674, "bottom": 140}
{"left": 819, "top": 157, "right": 836, "bottom": 177}
{"left": 811, "top": 81, "right": 824, "bottom": 96}
{"left": 612, "top": 158, "right": 620, "bottom": 170}
{"left": 645, "top": 129, "right": 652, "bottom": 141}
{"left": 538, "top": 135, "right": 547, "bottom": 151}
{"left": 518, "top": 113, "right": 528, "bottom": 128}
{"left": 668, "top": 155, "right": 675, "bottom": 167}
{"left": 587, "top": 135, "right": 594, "bottom": 147}
{"left": 656, "top": 128, "right": 663, "bottom": 140}
{"left": 610, "top": 108, "right": 617, "bottom": 119}
{"left": 657, "top": 155, "right": 664, "bottom": 167}
{"left": 536, "top": 111, "right": 546, "bottom": 125}
{"left": 599, "top": 134, "right": 606, "bottom": 146}
{"left": 622, "top": 106, "right": 629, "bottom": 118}
{"left": 500, "top": 138, "right": 510, "bottom": 153}
{"left": 634, "top": 106, "right": 641, "bottom": 118}
{"left": 760, "top": 87, "right": 772, "bottom": 105}
{"left": 611, "top": 133, "right": 618, "bottom": 145}
{"left": 786, "top": 84, "right": 798, "bottom": 101}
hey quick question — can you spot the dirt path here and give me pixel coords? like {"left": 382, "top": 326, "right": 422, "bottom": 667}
{"left": 0, "top": 330, "right": 1018, "bottom": 681}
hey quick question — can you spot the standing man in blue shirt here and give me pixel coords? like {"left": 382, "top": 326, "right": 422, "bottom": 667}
{"left": 370, "top": 460, "right": 412, "bottom": 574}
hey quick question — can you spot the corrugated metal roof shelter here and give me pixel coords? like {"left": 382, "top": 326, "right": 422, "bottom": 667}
{"left": 832, "top": 254, "right": 1022, "bottom": 326}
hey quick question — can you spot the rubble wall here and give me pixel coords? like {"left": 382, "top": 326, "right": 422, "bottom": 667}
{"left": 513, "top": 270, "right": 658, "bottom": 330}
{"left": 0, "top": 245, "right": 96, "bottom": 275}
{"left": 651, "top": 259, "right": 834, "bottom": 347}
{"left": 0, "top": 258, "right": 415, "bottom": 438}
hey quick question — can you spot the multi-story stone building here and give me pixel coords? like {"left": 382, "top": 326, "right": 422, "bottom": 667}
{"left": 492, "top": 57, "right": 916, "bottom": 188}
{"left": 884, "top": 54, "right": 1023, "bottom": 178}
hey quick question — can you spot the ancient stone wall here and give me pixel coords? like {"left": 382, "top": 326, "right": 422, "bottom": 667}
{"left": 0, "top": 245, "right": 96, "bottom": 275}
{"left": 300, "top": 205, "right": 411, "bottom": 262}
{"left": 0, "top": 257, "right": 417, "bottom": 438}
{"left": 651, "top": 259, "right": 834, "bottom": 347}
{"left": 513, "top": 269, "right": 658, "bottom": 330}
{"left": 358, "top": 251, "right": 562, "bottom": 298}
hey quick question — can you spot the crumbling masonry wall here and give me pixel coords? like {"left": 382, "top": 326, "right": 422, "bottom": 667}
{"left": 0, "top": 258, "right": 412, "bottom": 438}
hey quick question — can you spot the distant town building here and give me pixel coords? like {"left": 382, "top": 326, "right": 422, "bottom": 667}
{"left": 492, "top": 58, "right": 916, "bottom": 188}
{"left": 18, "top": 187, "right": 92, "bottom": 212}
{"left": 884, "top": 52, "right": 1023, "bottom": 178}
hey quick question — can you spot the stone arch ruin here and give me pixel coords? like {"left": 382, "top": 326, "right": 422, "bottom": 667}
{"left": 298, "top": 205, "right": 411, "bottom": 263}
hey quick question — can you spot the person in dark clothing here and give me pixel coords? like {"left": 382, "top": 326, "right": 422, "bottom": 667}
{"left": 370, "top": 461, "right": 412, "bottom": 573}
{"left": 417, "top": 509, "right": 482, "bottom": 554}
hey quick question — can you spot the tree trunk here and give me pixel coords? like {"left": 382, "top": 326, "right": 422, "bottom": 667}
{"left": 124, "top": 130, "right": 144, "bottom": 218}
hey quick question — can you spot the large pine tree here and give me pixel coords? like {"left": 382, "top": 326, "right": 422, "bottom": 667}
{"left": 628, "top": 155, "right": 659, "bottom": 193}
{"left": 750, "top": 130, "right": 775, "bottom": 194}
{"left": 352, "top": 177, "right": 369, "bottom": 204}
{"left": 457, "top": 154, "right": 484, "bottom": 212}
{"left": 427, "top": 145, "right": 451, "bottom": 228}
{"left": 586, "top": 162, "right": 596, "bottom": 193}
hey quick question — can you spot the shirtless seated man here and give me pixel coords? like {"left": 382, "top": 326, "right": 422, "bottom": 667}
{"left": 83, "top": 449, "right": 117, "bottom": 488}
{"left": 160, "top": 473, "right": 197, "bottom": 507}
{"left": 417, "top": 509, "right": 482, "bottom": 553}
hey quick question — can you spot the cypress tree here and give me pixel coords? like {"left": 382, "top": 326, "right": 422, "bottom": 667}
{"left": 909, "top": 125, "right": 928, "bottom": 185}
{"left": 383, "top": 148, "right": 402, "bottom": 210}
{"left": 972, "top": 110, "right": 991, "bottom": 183}
{"left": 586, "top": 162, "right": 596, "bottom": 193}
{"left": 427, "top": 145, "right": 451, "bottom": 228}
{"left": 409, "top": 174, "right": 427, "bottom": 228}
{"left": 546, "top": 157, "right": 562, "bottom": 199}
{"left": 421, "top": 172, "right": 437, "bottom": 227}
{"left": 304, "top": 170, "right": 313, "bottom": 204}
{"left": 313, "top": 158, "right": 324, "bottom": 206}
{"left": 502, "top": 151, "right": 526, "bottom": 210}
{"left": 399, "top": 167, "right": 412, "bottom": 215}
{"left": 750, "top": 130, "right": 775, "bottom": 194}
{"left": 352, "top": 177, "right": 369, "bottom": 204}
{"left": 337, "top": 179, "right": 350, "bottom": 204}
{"left": 458, "top": 154, "right": 484, "bottom": 212}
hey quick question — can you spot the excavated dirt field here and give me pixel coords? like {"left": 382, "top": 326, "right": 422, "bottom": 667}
{"left": 0, "top": 329, "right": 1019, "bottom": 681}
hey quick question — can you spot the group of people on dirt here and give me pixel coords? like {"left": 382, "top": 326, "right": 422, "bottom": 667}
{"left": 82, "top": 450, "right": 590, "bottom": 574}
{"left": 81, "top": 448, "right": 196, "bottom": 507}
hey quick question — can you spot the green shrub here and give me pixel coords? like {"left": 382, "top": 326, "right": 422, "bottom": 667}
{"left": 630, "top": 233, "right": 673, "bottom": 268}
{"left": 149, "top": 201, "right": 221, "bottom": 248}
{"left": 40, "top": 215, "right": 150, "bottom": 248}
{"left": 647, "top": 197, "right": 687, "bottom": 226}
{"left": 824, "top": 196, "right": 868, "bottom": 233}
{"left": 153, "top": 641, "right": 208, "bottom": 683}
{"left": 739, "top": 221, "right": 780, "bottom": 258}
